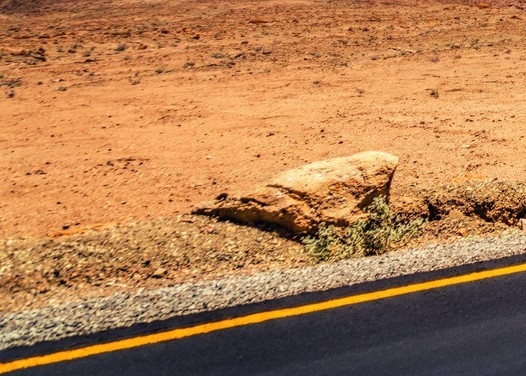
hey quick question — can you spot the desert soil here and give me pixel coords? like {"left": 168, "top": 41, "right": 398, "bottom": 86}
{"left": 2, "top": 0, "right": 526, "bottom": 312}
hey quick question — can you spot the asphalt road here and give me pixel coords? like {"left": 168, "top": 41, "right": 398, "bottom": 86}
{"left": 4, "top": 260, "right": 526, "bottom": 375}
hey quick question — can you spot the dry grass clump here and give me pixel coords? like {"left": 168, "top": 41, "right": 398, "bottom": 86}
{"left": 303, "top": 196, "right": 424, "bottom": 262}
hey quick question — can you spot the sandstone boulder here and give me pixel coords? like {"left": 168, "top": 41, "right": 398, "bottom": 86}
{"left": 194, "top": 151, "right": 399, "bottom": 233}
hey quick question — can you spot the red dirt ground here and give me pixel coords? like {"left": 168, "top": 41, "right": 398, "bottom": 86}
{"left": 2, "top": 0, "right": 526, "bottom": 238}
{"left": 2, "top": 0, "right": 526, "bottom": 310}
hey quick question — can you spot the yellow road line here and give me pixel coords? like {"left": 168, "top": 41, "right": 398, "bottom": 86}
{"left": 3, "top": 261, "right": 526, "bottom": 374}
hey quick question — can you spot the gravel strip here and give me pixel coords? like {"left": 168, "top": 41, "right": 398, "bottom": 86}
{"left": 2, "top": 232, "right": 526, "bottom": 351}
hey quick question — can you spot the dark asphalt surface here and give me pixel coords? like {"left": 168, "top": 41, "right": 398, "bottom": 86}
{"left": 4, "top": 258, "right": 526, "bottom": 375}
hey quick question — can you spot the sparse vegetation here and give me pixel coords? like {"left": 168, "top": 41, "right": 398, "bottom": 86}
{"left": 303, "top": 196, "right": 425, "bottom": 262}
{"left": 0, "top": 77, "right": 22, "bottom": 88}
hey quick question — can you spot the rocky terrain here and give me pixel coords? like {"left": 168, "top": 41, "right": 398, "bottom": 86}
{"left": 2, "top": 0, "right": 526, "bottom": 313}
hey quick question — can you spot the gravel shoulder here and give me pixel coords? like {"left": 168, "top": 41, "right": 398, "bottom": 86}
{"left": 2, "top": 231, "right": 526, "bottom": 351}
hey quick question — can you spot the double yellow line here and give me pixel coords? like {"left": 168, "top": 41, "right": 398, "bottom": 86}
{"left": 3, "top": 261, "right": 526, "bottom": 374}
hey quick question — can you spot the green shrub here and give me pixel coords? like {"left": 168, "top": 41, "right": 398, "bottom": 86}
{"left": 303, "top": 196, "right": 424, "bottom": 262}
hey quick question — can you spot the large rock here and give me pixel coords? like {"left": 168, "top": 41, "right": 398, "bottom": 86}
{"left": 194, "top": 151, "right": 399, "bottom": 233}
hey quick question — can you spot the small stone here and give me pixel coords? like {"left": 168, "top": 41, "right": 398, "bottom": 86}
{"left": 519, "top": 218, "right": 526, "bottom": 232}
{"left": 151, "top": 268, "right": 167, "bottom": 278}
{"left": 458, "top": 228, "right": 468, "bottom": 237}
{"left": 202, "top": 226, "right": 216, "bottom": 234}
